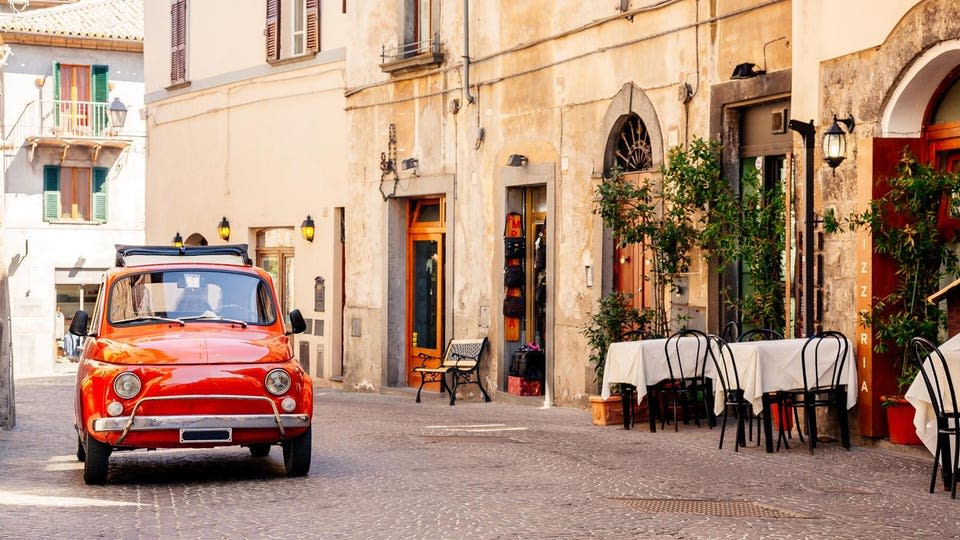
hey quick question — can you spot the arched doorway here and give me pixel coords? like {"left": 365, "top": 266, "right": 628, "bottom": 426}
{"left": 924, "top": 66, "right": 960, "bottom": 172}
{"left": 607, "top": 114, "right": 655, "bottom": 312}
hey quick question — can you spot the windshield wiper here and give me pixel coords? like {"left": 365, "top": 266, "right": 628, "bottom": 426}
{"left": 113, "top": 315, "right": 185, "bottom": 327}
{"left": 179, "top": 313, "right": 248, "bottom": 328}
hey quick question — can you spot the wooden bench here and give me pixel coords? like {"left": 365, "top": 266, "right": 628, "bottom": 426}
{"left": 413, "top": 337, "right": 491, "bottom": 406}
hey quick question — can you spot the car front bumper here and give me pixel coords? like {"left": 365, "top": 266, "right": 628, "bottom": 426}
{"left": 93, "top": 413, "right": 310, "bottom": 432}
{"left": 91, "top": 393, "right": 310, "bottom": 444}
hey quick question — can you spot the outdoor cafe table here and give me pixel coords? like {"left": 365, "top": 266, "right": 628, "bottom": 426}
{"left": 904, "top": 332, "right": 960, "bottom": 487}
{"left": 713, "top": 337, "right": 858, "bottom": 452}
{"left": 601, "top": 335, "right": 715, "bottom": 433}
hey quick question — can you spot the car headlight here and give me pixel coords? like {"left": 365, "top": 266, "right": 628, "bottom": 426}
{"left": 265, "top": 368, "right": 292, "bottom": 396}
{"left": 113, "top": 372, "right": 141, "bottom": 399}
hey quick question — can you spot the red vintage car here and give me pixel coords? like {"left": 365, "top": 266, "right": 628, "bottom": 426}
{"left": 71, "top": 245, "right": 312, "bottom": 484}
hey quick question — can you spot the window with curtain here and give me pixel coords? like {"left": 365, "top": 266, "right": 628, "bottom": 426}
{"left": 52, "top": 63, "right": 108, "bottom": 136}
{"left": 266, "top": 0, "right": 320, "bottom": 62}
{"left": 43, "top": 165, "right": 108, "bottom": 223}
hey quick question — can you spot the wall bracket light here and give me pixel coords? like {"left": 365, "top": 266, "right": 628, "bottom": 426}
{"left": 822, "top": 114, "right": 856, "bottom": 169}
{"left": 507, "top": 154, "right": 528, "bottom": 167}
{"left": 217, "top": 216, "right": 231, "bottom": 241}
{"left": 401, "top": 157, "right": 419, "bottom": 176}
{"left": 300, "top": 215, "right": 315, "bottom": 242}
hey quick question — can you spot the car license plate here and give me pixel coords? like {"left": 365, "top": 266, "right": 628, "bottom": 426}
{"left": 179, "top": 428, "right": 232, "bottom": 443}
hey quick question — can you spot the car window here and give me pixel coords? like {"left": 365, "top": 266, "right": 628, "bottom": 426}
{"left": 108, "top": 270, "right": 277, "bottom": 325}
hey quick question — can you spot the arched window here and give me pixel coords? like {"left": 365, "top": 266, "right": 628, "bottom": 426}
{"left": 612, "top": 114, "right": 653, "bottom": 172}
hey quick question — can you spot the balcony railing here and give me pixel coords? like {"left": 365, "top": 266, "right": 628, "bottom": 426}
{"left": 43, "top": 99, "right": 118, "bottom": 138}
{"left": 1, "top": 99, "right": 131, "bottom": 159}
{"left": 380, "top": 33, "right": 445, "bottom": 75}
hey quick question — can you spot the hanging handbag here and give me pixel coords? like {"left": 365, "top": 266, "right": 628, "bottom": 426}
{"left": 503, "top": 295, "right": 525, "bottom": 318}
{"left": 504, "top": 237, "right": 525, "bottom": 259}
{"left": 504, "top": 265, "right": 525, "bottom": 288}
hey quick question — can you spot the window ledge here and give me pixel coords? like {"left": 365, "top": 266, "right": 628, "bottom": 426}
{"left": 46, "top": 219, "right": 105, "bottom": 225}
{"left": 165, "top": 80, "right": 191, "bottom": 91}
{"left": 268, "top": 52, "right": 319, "bottom": 67}
{"left": 380, "top": 51, "right": 445, "bottom": 76}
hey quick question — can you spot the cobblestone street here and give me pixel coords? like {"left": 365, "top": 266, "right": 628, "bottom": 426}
{"left": 2, "top": 373, "right": 959, "bottom": 539}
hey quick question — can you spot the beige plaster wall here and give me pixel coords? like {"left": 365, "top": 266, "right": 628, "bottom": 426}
{"left": 144, "top": 4, "right": 349, "bottom": 381}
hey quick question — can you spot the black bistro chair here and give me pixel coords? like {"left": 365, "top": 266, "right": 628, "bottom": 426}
{"left": 910, "top": 336, "right": 960, "bottom": 498}
{"left": 709, "top": 335, "right": 763, "bottom": 451}
{"left": 737, "top": 328, "right": 785, "bottom": 342}
{"left": 659, "top": 329, "right": 714, "bottom": 431}
{"left": 721, "top": 321, "right": 742, "bottom": 343}
{"left": 781, "top": 331, "right": 851, "bottom": 454}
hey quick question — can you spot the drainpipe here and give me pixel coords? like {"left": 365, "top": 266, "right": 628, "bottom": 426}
{"left": 463, "top": 0, "right": 475, "bottom": 104}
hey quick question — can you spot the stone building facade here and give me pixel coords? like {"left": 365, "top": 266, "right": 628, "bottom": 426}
{"left": 342, "top": 0, "right": 792, "bottom": 408}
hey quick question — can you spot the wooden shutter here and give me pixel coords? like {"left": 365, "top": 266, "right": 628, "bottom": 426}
{"left": 43, "top": 165, "right": 61, "bottom": 222}
{"left": 92, "top": 167, "right": 108, "bottom": 222}
{"left": 266, "top": 0, "right": 280, "bottom": 61}
{"left": 52, "top": 62, "right": 60, "bottom": 126}
{"left": 306, "top": 0, "right": 319, "bottom": 53}
{"left": 91, "top": 65, "right": 108, "bottom": 135}
{"left": 170, "top": 0, "right": 186, "bottom": 83}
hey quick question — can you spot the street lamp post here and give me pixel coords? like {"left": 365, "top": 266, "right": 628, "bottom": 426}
{"left": 788, "top": 119, "right": 816, "bottom": 337}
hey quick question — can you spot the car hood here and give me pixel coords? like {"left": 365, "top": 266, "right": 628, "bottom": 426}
{"left": 94, "top": 328, "right": 293, "bottom": 365}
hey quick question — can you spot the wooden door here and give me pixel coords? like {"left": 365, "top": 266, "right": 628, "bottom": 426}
{"left": 406, "top": 199, "right": 445, "bottom": 387}
{"left": 613, "top": 171, "right": 651, "bottom": 310}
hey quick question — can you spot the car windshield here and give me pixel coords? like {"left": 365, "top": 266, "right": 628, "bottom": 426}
{"left": 108, "top": 269, "right": 277, "bottom": 326}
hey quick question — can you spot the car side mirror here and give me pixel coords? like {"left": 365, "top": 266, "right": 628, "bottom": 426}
{"left": 287, "top": 309, "right": 307, "bottom": 335}
{"left": 69, "top": 310, "right": 89, "bottom": 336}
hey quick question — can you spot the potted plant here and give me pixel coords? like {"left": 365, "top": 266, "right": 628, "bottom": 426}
{"left": 827, "top": 150, "right": 960, "bottom": 444}
{"left": 581, "top": 291, "right": 650, "bottom": 425}
{"left": 881, "top": 364, "right": 923, "bottom": 445}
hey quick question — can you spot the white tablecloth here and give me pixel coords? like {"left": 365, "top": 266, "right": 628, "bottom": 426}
{"left": 711, "top": 337, "right": 858, "bottom": 416}
{"left": 905, "top": 333, "right": 960, "bottom": 456}
{"left": 601, "top": 335, "right": 713, "bottom": 403}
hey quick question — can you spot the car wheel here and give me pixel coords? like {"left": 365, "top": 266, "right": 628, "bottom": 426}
{"left": 76, "top": 434, "right": 86, "bottom": 462}
{"left": 83, "top": 436, "right": 111, "bottom": 485}
{"left": 248, "top": 443, "right": 271, "bottom": 457}
{"left": 281, "top": 425, "right": 311, "bottom": 477}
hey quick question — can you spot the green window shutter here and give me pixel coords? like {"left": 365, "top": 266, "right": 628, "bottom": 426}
{"left": 52, "top": 62, "right": 61, "bottom": 126}
{"left": 92, "top": 65, "right": 109, "bottom": 135}
{"left": 43, "top": 165, "right": 61, "bottom": 222}
{"left": 92, "top": 167, "right": 108, "bottom": 222}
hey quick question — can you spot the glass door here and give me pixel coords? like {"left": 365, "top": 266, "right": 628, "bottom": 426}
{"left": 406, "top": 198, "right": 445, "bottom": 387}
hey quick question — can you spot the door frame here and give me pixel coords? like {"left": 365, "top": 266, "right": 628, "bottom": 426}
{"left": 501, "top": 162, "right": 555, "bottom": 405}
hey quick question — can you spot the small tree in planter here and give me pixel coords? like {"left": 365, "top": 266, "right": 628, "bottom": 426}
{"left": 581, "top": 291, "right": 652, "bottom": 425}
{"left": 593, "top": 138, "right": 785, "bottom": 335}
{"left": 826, "top": 150, "right": 960, "bottom": 443}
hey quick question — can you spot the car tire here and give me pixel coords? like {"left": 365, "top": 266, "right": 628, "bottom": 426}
{"left": 248, "top": 443, "right": 271, "bottom": 457}
{"left": 282, "top": 425, "right": 311, "bottom": 477}
{"left": 83, "top": 436, "right": 111, "bottom": 485}
{"left": 76, "top": 434, "right": 86, "bottom": 462}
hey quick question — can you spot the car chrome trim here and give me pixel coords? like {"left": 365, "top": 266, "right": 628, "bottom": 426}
{"left": 94, "top": 413, "right": 310, "bottom": 433}
{"left": 110, "top": 394, "right": 291, "bottom": 444}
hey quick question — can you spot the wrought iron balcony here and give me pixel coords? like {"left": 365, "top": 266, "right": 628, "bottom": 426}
{"left": 380, "top": 33, "right": 445, "bottom": 75}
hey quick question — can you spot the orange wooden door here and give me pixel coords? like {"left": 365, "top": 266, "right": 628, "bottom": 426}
{"left": 406, "top": 198, "right": 445, "bottom": 387}
{"left": 613, "top": 171, "right": 651, "bottom": 311}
